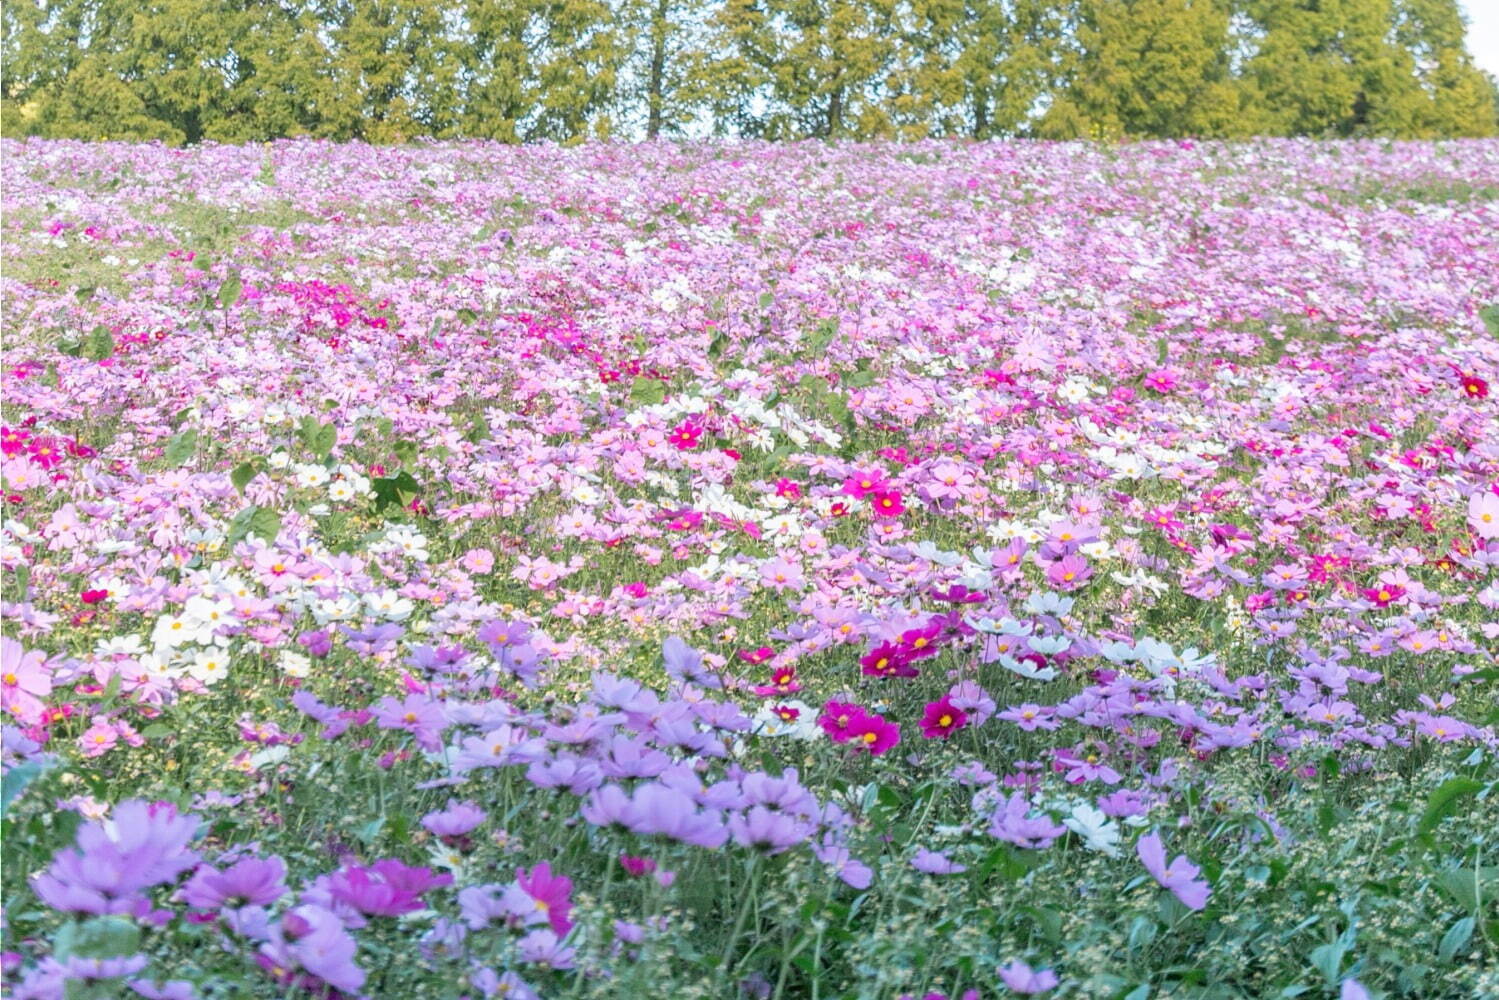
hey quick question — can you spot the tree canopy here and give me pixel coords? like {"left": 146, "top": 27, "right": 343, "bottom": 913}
{"left": 3, "top": 0, "right": 1494, "bottom": 142}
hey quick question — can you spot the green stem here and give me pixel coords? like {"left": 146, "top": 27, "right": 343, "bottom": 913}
{"left": 720, "top": 857, "right": 761, "bottom": 972}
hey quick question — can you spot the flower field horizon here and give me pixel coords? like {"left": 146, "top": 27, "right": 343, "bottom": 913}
{"left": 2, "top": 137, "right": 1498, "bottom": 999}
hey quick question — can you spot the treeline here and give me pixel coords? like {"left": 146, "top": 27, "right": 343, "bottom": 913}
{"left": 2, "top": 0, "right": 1494, "bottom": 144}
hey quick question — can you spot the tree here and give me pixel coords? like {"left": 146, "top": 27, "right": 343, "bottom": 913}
{"left": 612, "top": 0, "right": 711, "bottom": 138}
{"left": 1040, "top": 0, "right": 1244, "bottom": 139}
{"left": 1235, "top": 0, "right": 1495, "bottom": 137}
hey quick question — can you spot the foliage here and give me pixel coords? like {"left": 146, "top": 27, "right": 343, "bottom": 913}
{"left": 2, "top": 0, "right": 1495, "bottom": 141}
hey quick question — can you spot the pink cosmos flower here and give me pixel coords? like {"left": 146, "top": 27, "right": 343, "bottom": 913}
{"left": 79, "top": 722, "right": 119, "bottom": 757}
{"left": 1470, "top": 490, "right": 1499, "bottom": 539}
{"left": 1, "top": 638, "right": 52, "bottom": 725}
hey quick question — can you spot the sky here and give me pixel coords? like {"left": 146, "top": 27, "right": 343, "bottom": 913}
{"left": 1464, "top": 0, "right": 1499, "bottom": 78}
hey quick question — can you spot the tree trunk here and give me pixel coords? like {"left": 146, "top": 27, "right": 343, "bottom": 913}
{"left": 646, "top": 0, "right": 669, "bottom": 138}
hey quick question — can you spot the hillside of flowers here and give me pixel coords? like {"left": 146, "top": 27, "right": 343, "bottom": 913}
{"left": 2, "top": 137, "right": 1498, "bottom": 999}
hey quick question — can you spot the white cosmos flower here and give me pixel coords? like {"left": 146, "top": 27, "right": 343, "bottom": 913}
{"left": 365, "top": 589, "right": 414, "bottom": 621}
{"left": 999, "top": 654, "right": 1057, "bottom": 682}
{"left": 1063, "top": 803, "right": 1121, "bottom": 856}
{"left": 1024, "top": 591, "right": 1074, "bottom": 616}
{"left": 152, "top": 614, "right": 211, "bottom": 649}
{"left": 293, "top": 464, "right": 331, "bottom": 489}
{"left": 1079, "top": 540, "right": 1112, "bottom": 560}
{"left": 279, "top": 650, "right": 311, "bottom": 678}
{"left": 96, "top": 634, "right": 146, "bottom": 657}
{"left": 187, "top": 648, "right": 229, "bottom": 686}
{"left": 751, "top": 700, "right": 820, "bottom": 740}
{"left": 1057, "top": 378, "right": 1093, "bottom": 404}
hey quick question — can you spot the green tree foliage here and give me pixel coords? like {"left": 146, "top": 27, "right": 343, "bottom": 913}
{"left": 1237, "top": 0, "right": 1496, "bottom": 138}
{"left": 616, "top": 0, "right": 709, "bottom": 137}
{"left": 1040, "top": 0, "right": 1250, "bottom": 139}
{"left": 889, "top": 0, "right": 1071, "bottom": 138}
{"left": 1, "top": 0, "right": 1494, "bottom": 142}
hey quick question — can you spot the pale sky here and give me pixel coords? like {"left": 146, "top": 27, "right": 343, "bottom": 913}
{"left": 1464, "top": 0, "right": 1499, "bottom": 78}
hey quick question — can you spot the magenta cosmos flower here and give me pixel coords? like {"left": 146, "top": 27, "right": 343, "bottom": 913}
{"left": 845, "top": 712, "right": 900, "bottom": 755}
{"left": 919, "top": 697, "right": 968, "bottom": 739}
{"left": 514, "top": 862, "right": 574, "bottom": 936}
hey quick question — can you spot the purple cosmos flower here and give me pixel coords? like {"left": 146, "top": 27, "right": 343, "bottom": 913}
{"left": 258, "top": 904, "right": 364, "bottom": 994}
{"left": 327, "top": 858, "right": 452, "bottom": 918}
{"left": 911, "top": 847, "right": 967, "bottom": 874}
{"left": 1136, "top": 831, "right": 1211, "bottom": 911}
{"left": 181, "top": 855, "right": 287, "bottom": 909}
{"left": 372, "top": 693, "right": 447, "bottom": 751}
{"left": 516, "top": 928, "right": 575, "bottom": 970}
{"left": 728, "top": 805, "right": 815, "bottom": 853}
{"left": 662, "top": 635, "right": 722, "bottom": 689}
{"left": 999, "top": 959, "right": 1059, "bottom": 993}
{"left": 813, "top": 840, "right": 873, "bottom": 889}
{"left": 987, "top": 792, "right": 1066, "bottom": 850}
{"left": 33, "top": 800, "right": 200, "bottom": 915}
{"left": 421, "top": 800, "right": 487, "bottom": 839}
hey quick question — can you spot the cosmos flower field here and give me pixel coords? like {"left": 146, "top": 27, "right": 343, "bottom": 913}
{"left": 2, "top": 138, "right": 1498, "bottom": 999}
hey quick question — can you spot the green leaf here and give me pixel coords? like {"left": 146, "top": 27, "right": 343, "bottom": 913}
{"left": 372, "top": 471, "right": 421, "bottom": 511}
{"left": 1, "top": 760, "right": 47, "bottom": 820}
{"left": 217, "top": 275, "right": 242, "bottom": 309}
{"left": 456, "top": 307, "right": 478, "bottom": 326}
{"left": 1480, "top": 304, "right": 1499, "bottom": 336}
{"left": 1418, "top": 777, "right": 1486, "bottom": 838}
{"left": 1156, "top": 336, "right": 1169, "bottom": 366}
{"left": 629, "top": 377, "right": 666, "bottom": 406}
{"left": 247, "top": 507, "right": 281, "bottom": 543}
{"left": 163, "top": 429, "right": 197, "bottom": 467}
{"left": 1308, "top": 939, "right": 1346, "bottom": 984}
{"left": 227, "top": 506, "right": 281, "bottom": 546}
{"left": 1439, "top": 916, "right": 1474, "bottom": 963}
{"left": 464, "top": 417, "right": 491, "bottom": 444}
{"left": 10, "top": 564, "right": 29, "bottom": 601}
{"left": 96, "top": 670, "right": 124, "bottom": 709}
{"left": 83, "top": 325, "right": 114, "bottom": 361}
{"left": 758, "top": 291, "right": 774, "bottom": 310}
{"left": 392, "top": 438, "right": 418, "bottom": 467}
{"left": 231, "top": 462, "right": 259, "bottom": 494}
{"left": 54, "top": 916, "right": 141, "bottom": 962}
{"left": 300, "top": 418, "right": 336, "bottom": 458}
{"left": 807, "top": 317, "right": 838, "bottom": 352}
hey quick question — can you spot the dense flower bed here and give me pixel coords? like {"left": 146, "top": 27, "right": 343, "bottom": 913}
{"left": 2, "top": 138, "right": 1498, "bottom": 999}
